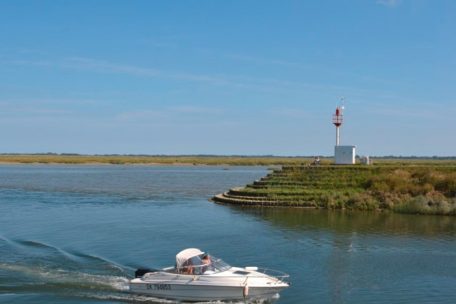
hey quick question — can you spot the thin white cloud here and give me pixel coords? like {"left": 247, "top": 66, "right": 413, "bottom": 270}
{"left": 0, "top": 55, "right": 385, "bottom": 98}
{"left": 1, "top": 56, "right": 227, "bottom": 86}
{"left": 116, "top": 106, "right": 224, "bottom": 122}
{"left": 0, "top": 97, "right": 102, "bottom": 106}
{"left": 115, "top": 109, "right": 168, "bottom": 121}
{"left": 359, "top": 101, "right": 454, "bottom": 120}
{"left": 0, "top": 98, "right": 115, "bottom": 122}
{"left": 223, "top": 52, "right": 301, "bottom": 68}
{"left": 0, "top": 101, "right": 73, "bottom": 117}
{"left": 167, "top": 105, "right": 223, "bottom": 114}
{"left": 1, "top": 59, "right": 53, "bottom": 67}
{"left": 268, "top": 108, "right": 311, "bottom": 119}
{"left": 63, "top": 57, "right": 161, "bottom": 77}
{"left": 376, "top": 0, "right": 401, "bottom": 7}
{"left": 0, "top": 56, "right": 290, "bottom": 90}
{"left": 63, "top": 57, "right": 232, "bottom": 86}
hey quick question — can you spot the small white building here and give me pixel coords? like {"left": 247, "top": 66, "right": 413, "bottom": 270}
{"left": 335, "top": 145, "right": 356, "bottom": 165}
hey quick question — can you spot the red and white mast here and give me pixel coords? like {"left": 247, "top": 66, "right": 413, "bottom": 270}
{"left": 332, "top": 104, "right": 344, "bottom": 146}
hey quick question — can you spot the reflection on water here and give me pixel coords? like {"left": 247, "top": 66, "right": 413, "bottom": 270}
{"left": 226, "top": 206, "right": 456, "bottom": 303}
{"left": 232, "top": 206, "right": 456, "bottom": 237}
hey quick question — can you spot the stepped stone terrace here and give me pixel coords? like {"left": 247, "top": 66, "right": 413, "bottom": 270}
{"left": 212, "top": 164, "right": 456, "bottom": 214}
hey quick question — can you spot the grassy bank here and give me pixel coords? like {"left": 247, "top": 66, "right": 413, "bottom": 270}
{"left": 0, "top": 154, "right": 317, "bottom": 166}
{"left": 213, "top": 164, "right": 456, "bottom": 216}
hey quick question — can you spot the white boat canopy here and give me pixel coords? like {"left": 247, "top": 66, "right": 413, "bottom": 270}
{"left": 176, "top": 248, "right": 204, "bottom": 269}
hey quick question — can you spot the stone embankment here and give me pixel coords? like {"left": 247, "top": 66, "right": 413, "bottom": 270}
{"left": 212, "top": 165, "right": 357, "bottom": 207}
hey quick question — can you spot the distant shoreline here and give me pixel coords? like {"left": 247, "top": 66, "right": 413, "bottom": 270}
{"left": 0, "top": 154, "right": 317, "bottom": 166}
{"left": 0, "top": 154, "right": 455, "bottom": 166}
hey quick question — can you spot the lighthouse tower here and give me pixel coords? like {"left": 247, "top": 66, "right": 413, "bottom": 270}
{"left": 332, "top": 104, "right": 355, "bottom": 164}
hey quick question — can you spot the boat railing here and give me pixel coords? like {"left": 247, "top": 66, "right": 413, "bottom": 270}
{"left": 255, "top": 267, "right": 290, "bottom": 283}
{"left": 174, "top": 264, "right": 289, "bottom": 282}
{"left": 177, "top": 263, "right": 228, "bottom": 275}
{"left": 177, "top": 257, "right": 231, "bottom": 275}
{"left": 142, "top": 266, "right": 290, "bottom": 286}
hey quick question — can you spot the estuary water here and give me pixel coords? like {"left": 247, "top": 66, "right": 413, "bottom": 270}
{"left": 0, "top": 165, "right": 455, "bottom": 303}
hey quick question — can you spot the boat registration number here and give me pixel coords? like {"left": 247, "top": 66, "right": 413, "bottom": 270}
{"left": 146, "top": 284, "right": 172, "bottom": 290}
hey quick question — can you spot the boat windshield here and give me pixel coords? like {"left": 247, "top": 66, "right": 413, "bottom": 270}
{"left": 180, "top": 254, "right": 231, "bottom": 275}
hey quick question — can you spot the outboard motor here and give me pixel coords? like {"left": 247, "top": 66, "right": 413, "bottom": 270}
{"left": 135, "top": 268, "right": 155, "bottom": 278}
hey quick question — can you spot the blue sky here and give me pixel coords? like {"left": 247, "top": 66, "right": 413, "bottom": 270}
{"left": 0, "top": 0, "right": 455, "bottom": 156}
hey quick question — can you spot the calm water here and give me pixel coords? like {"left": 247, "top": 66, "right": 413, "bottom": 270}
{"left": 0, "top": 165, "right": 455, "bottom": 304}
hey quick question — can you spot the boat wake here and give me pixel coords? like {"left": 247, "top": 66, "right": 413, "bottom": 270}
{"left": 0, "top": 237, "right": 277, "bottom": 303}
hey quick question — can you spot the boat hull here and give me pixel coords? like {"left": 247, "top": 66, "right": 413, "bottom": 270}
{"left": 130, "top": 274, "right": 288, "bottom": 301}
{"left": 130, "top": 279, "right": 285, "bottom": 301}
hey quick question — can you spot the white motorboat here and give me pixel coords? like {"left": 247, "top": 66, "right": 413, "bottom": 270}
{"left": 129, "top": 248, "right": 290, "bottom": 302}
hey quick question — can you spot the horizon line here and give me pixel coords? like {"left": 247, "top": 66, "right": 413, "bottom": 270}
{"left": 1, "top": 153, "right": 456, "bottom": 159}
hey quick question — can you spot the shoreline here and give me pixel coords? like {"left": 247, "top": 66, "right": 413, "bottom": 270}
{"left": 0, "top": 161, "right": 210, "bottom": 166}
{"left": 0, "top": 161, "right": 274, "bottom": 167}
{"left": 0, "top": 155, "right": 314, "bottom": 166}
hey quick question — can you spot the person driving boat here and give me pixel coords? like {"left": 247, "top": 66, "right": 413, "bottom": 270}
{"left": 182, "top": 259, "right": 193, "bottom": 274}
{"left": 201, "top": 254, "right": 213, "bottom": 274}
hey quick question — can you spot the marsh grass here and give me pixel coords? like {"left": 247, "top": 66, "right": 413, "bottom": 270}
{"left": 0, "top": 154, "right": 318, "bottom": 166}
{"left": 231, "top": 164, "right": 456, "bottom": 215}
{"left": 392, "top": 194, "right": 456, "bottom": 215}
